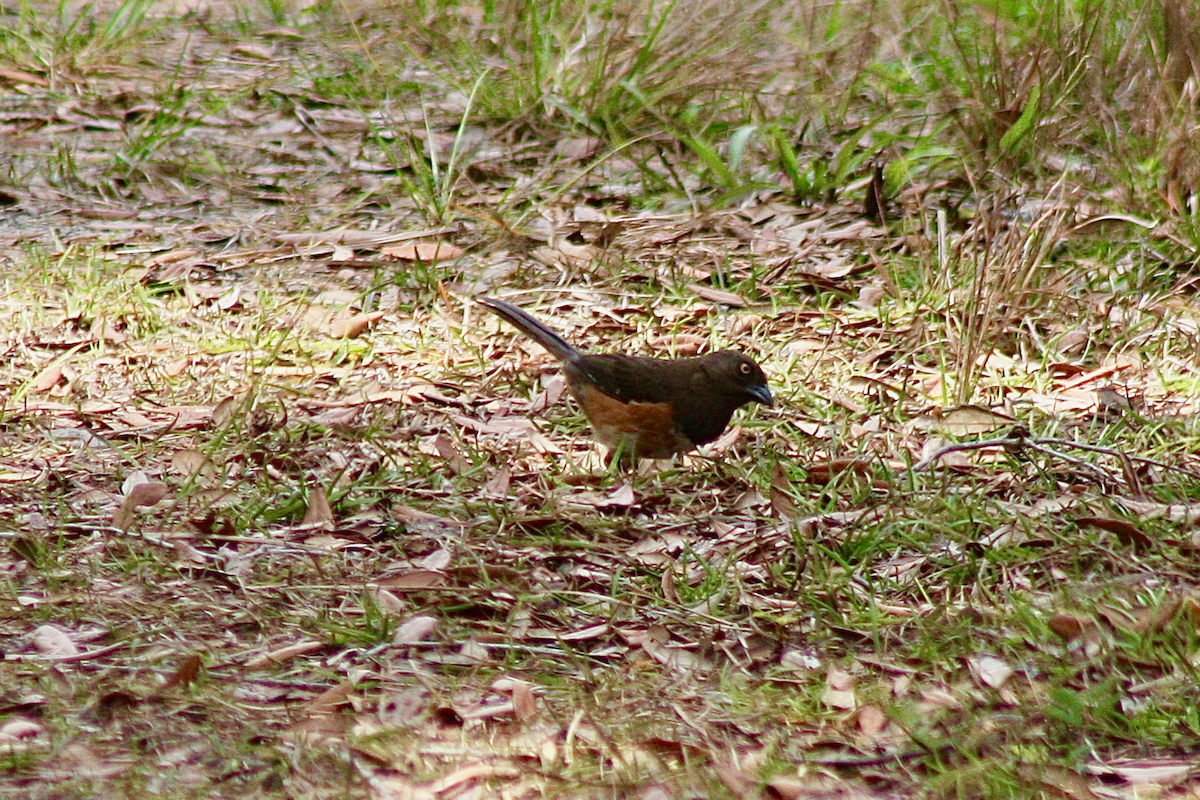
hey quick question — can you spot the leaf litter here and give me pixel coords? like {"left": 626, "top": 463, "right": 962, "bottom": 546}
{"left": 2, "top": 3, "right": 1200, "bottom": 799}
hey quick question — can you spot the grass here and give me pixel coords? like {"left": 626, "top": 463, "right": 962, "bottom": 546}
{"left": 3, "top": 0, "right": 1200, "bottom": 797}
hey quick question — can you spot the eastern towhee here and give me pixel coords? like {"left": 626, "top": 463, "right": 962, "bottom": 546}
{"left": 478, "top": 297, "right": 773, "bottom": 461}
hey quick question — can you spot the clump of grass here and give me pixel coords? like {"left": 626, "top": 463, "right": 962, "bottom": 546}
{"left": 0, "top": 0, "right": 159, "bottom": 78}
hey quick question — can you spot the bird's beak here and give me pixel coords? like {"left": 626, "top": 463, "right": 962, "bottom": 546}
{"left": 746, "top": 384, "right": 774, "bottom": 407}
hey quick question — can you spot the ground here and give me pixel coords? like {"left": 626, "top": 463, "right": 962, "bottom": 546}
{"left": 3, "top": 1, "right": 1200, "bottom": 798}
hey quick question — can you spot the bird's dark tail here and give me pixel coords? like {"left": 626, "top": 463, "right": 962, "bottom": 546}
{"left": 477, "top": 297, "right": 582, "bottom": 363}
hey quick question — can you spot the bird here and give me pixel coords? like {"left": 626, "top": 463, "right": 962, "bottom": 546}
{"left": 477, "top": 296, "right": 773, "bottom": 462}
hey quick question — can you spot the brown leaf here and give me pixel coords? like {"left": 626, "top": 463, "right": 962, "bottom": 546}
{"left": 713, "top": 758, "right": 757, "bottom": 798}
{"left": 969, "top": 655, "right": 1014, "bottom": 689}
{"left": 392, "top": 614, "right": 438, "bottom": 643}
{"left": 0, "top": 68, "right": 48, "bottom": 86}
{"left": 1098, "top": 596, "right": 1184, "bottom": 635}
{"left": 153, "top": 654, "right": 203, "bottom": 696}
{"left": 1076, "top": 516, "right": 1153, "bottom": 551}
{"left": 531, "top": 240, "right": 621, "bottom": 272}
{"left": 705, "top": 424, "right": 745, "bottom": 456}
{"left": 821, "top": 667, "right": 857, "bottom": 710}
{"left": 308, "top": 407, "right": 361, "bottom": 426}
{"left": 329, "top": 311, "right": 384, "bottom": 339}
{"left": 510, "top": 680, "right": 537, "bottom": 722}
{"left": 216, "top": 286, "right": 241, "bottom": 310}
{"left": 639, "top": 636, "right": 703, "bottom": 672}
{"left": 856, "top": 703, "right": 887, "bottom": 739}
{"left": 31, "top": 364, "right": 63, "bottom": 393}
{"left": 686, "top": 284, "right": 747, "bottom": 306}
{"left": 423, "top": 762, "right": 521, "bottom": 793}
{"left": 933, "top": 405, "right": 1016, "bottom": 435}
{"left": 233, "top": 43, "right": 274, "bottom": 59}
{"left": 552, "top": 623, "right": 609, "bottom": 642}
{"left": 482, "top": 466, "right": 511, "bottom": 498}
{"left": 169, "top": 449, "right": 216, "bottom": 478}
{"left": 1086, "top": 759, "right": 1194, "bottom": 785}
{"left": 661, "top": 567, "right": 679, "bottom": 604}
{"left": 804, "top": 457, "right": 873, "bottom": 484}
{"left": 567, "top": 482, "right": 637, "bottom": 511}
{"left": 645, "top": 332, "right": 707, "bottom": 355}
{"left": 303, "top": 484, "right": 334, "bottom": 526}
{"left": 768, "top": 462, "right": 798, "bottom": 520}
{"left": 632, "top": 784, "right": 672, "bottom": 800}
{"left": 0, "top": 468, "right": 42, "bottom": 483}
{"left": 391, "top": 505, "right": 468, "bottom": 530}
{"left": 919, "top": 687, "right": 962, "bottom": 710}
{"left": 145, "top": 248, "right": 200, "bottom": 266}
{"left": 365, "top": 587, "right": 402, "bottom": 614}
{"left": 419, "top": 548, "right": 453, "bottom": 570}
{"left": 32, "top": 626, "right": 79, "bottom": 659}
{"left": 1048, "top": 612, "right": 1092, "bottom": 639}
{"left": 163, "top": 358, "right": 190, "bottom": 377}
{"left": 555, "top": 136, "right": 604, "bottom": 159}
{"left": 380, "top": 241, "right": 464, "bottom": 261}
{"left": 113, "top": 474, "right": 171, "bottom": 531}
{"left": 211, "top": 394, "right": 244, "bottom": 428}
{"left": 0, "top": 718, "right": 45, "bottom": 745}
{"left": 305, "top": 679, "right": 355, "bottom": 718}
{"left": 374, "top": 570, "right": 446, "bottom": 590}
{"left": 244, "top": 641, "right": 326, "bottom": 669}
{"left": 1015, "top": 763, "right": 1101, "bottom": 800}
{"left": 429, "top": 434, "right": 466, "bottom": 474}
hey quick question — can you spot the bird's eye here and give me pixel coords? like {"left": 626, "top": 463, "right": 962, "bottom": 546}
{"left": 739, "top": 362, "right": 752, "bottom": 375}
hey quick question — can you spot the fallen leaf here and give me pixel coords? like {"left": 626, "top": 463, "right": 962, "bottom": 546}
{"left": 427, "top": 434, "right": 466, "bottom": 474}
{"left": 420, "top": 548, "right": 453, "bottom": 570}
{"left": 31, "top": 364, "right": 63, "bottom": 393}
{"left": 0, "top": 468, "right": 42, "bottom": 483}
{"left": 970, "top": 655, "right": 1014, "bottom": 689}
{"left": 0, "top": 68, "right": 48, "bottom": 85}
{"left": 933, "top": 405, "right": 1016, "bottom": 435}
{"left": 0, "top": 718, "right": 44, "bottom": 745}
{"left": 769, "top": 462, "right": 798, "bottom": 519}
{"left": 567, "top": 482, "right": 637, "bottom": 511}
{"left": 211, "top": 394, "right": 246, "bottom": 428}
{"left": 329, "top": 311, "right": 384, "bottom": 339}
{"left": 113, "top": 473, "right": 171, "bottom": 531}
{"left": 153, "top": 654, "right": 203, "bottom": 695}
{"left": 1015, "top": 762, "right": 1101, "bottom": 800}
{"left": 303, "top": 484, "right": 334, "bottom": 525}
{"left": 381, "top": 241, "right": 464, "bottom": 261}
{"left": 374, "top": 570, "right": 446, "bottom": 590}
{"left": 803, "top": 458, "right": 873, "bottom": 484}
{"left": 714, "top": 757, "right": 757, "bottom": 798}
{"left": 640, "top": 636, "right": 703, "bottom": 672}
{"left": 686, "top": 284, "right": 747, "bottom": 306}
{"left": 857, "top": 703, "right": 887, "bottom": 739}
{"left": 1086, "top": 759, "right": 1194, "bottom": 784}
{"left": 244, "top": 641, "right": 326, "bottom": 669}
{"left": 217, "top": 286, "right": 241, "bottom": 310}
{"left": 511, "top": 680, "right": 537, "bottom": 722}
{"left": 32, "top": 626, "right": 79, "bottom": 659}
{"left": 169, "top": 449, "right": 216, "bottom": 478}
{"left": 428, "top": 763, "right": 521, "bottom": 793}
{"left": 393, "top": 615, "right": 438, "bottom": 643}
{"left": 482, "top": 466, "right": 511, "bottom": 498}
{"left": 821, "top": 667, "right": 857, "bottom": 710}
{"left": 233, "top": 42, "right": 274, "bottom": 59}
{"left": 660, "top": 567, "right": 679, "bottom": 604}
{"left": 1076, "top": 516, "right": 1153, "bottom": 551}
